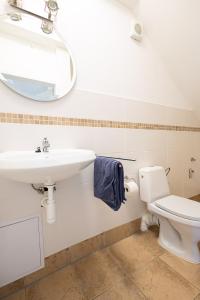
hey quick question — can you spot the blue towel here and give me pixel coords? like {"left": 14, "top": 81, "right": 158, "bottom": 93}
{"left": 94, "top": 156, "right": 126, "bottom": 211}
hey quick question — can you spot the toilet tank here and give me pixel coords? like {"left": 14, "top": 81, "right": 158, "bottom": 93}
{"left": 139, "top": 166, "right": 170, "bottom": 203}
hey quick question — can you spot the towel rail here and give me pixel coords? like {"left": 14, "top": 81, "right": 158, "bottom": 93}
{"left": 97, "top": 155, "right": 136, "bottom": 162}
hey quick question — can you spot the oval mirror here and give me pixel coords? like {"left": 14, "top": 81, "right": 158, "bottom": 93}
{"left": 0, "top": 13, "right": 76, "bottom": 102}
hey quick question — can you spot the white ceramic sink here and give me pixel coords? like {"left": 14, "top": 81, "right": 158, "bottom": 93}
{"left": 0, "top": 149, "right": 96, "bottom": 184}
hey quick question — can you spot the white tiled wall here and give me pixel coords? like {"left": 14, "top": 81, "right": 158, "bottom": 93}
{"left": 1, "top": 122, "right": 200, "bottom": 257}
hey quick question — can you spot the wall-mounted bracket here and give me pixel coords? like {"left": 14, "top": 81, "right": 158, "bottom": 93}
{"left": 8, "top": 0, "right": 59, "bottom": 22}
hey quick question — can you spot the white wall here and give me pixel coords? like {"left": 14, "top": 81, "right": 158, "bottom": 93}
{"left": 0, "top": 0, "right": 195, "bottom": 112}
{"left": 138, "top": 0, "right": 200, "bottom": 119}
{"left": 0, "top": 0, "right": 200, "bottom": 258}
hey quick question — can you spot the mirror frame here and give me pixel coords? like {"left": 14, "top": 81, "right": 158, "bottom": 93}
{"left": 0, "top": 13, "right": 77, "bottom": 102}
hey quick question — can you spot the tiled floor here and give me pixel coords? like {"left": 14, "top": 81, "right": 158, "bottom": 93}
{"left": 5, "top": 228, "right": 200, "bottom": 300}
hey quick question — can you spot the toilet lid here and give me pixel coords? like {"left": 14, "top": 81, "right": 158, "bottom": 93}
{"left": 155, "top": 195, "right": 200, "bottom": 221}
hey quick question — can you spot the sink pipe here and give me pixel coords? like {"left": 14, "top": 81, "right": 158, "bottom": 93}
{"left": 32, "top": 183, "right": 56, "bottom": 224}
{"left": 41, "top": 184, "right": 56, "bottom": 224}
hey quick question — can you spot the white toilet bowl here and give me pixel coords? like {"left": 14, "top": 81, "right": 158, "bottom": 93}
{"left": 148, "top": 196, "right": 200, "bottom": 263}
{"left": 139, "top": 166, "right": 200, "bottom": 264}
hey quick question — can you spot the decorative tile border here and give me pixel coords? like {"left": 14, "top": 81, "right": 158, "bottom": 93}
{"left": 0, "top": 218, "right": 141, "bottom": 299}
{"left": 0, "top": 112, "right": 200, "bottom": 132}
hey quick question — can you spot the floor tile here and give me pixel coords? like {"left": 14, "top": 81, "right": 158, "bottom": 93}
{"left": 160, "top": 252, "right": 200, "bottom": 289}
{"left": 94, "top": 276, "right": 146, "bottom": 300}
{"left": 59, "top": 287, "right": 86, "bottom": 300}
{"left": 194, "top": 293, "right": 200, "bottom": 299}
{"left": 132, "top": 258, "right": 199, "bottom": 300}
{"left": 107, "top": 231, "right": 163, "bottom": 275}
{"left": 73, "top": 248, "right": 125, "bottom": 299}
{"left": 4, "top": 289, "right": 25, "bottom": 300}
{"left": 6, "top": 228, "right": 200, "bottom": 300}
{"left": 131, "top": 230, "right": 164, "bottom": 257}
{"left": 26, "top": 265, "right": 83, "bottom": 300}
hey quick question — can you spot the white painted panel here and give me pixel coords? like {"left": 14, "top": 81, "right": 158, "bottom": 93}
{"left": 0, "top": 216, "right": 44, "bottom": 287}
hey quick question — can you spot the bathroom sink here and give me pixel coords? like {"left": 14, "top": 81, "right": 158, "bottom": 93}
{"left": 0, "top": 149, "right": 96, "bottom": 184}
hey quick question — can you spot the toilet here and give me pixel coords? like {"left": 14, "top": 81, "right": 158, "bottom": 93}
{"left": 139, "top": 166, "right": 200, "bottom": 264}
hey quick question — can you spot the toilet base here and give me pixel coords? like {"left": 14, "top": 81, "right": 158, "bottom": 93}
{"left": 158, "top": 216, "right": 200, "bottom": 264}
{"left": 158, "top": 239, "right": 200, "bottom": 264}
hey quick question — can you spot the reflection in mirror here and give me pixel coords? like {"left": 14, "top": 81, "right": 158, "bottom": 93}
{"left": 0, "top": 13, "right": 76, "bottom": 101}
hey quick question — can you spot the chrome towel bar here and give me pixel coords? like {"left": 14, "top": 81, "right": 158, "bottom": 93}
{"left": 97, "top": 156, "right": 136, "bottom": 162}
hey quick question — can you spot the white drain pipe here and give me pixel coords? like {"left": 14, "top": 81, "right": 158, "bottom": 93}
{"left": 41, "top": 184, "right": 56, "bottom": 224}
{"left": 140, "top": 213, "right": 159, "bottom": 232}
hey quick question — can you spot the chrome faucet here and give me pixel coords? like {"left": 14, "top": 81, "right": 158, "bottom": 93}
{"left": 42, "top": 137, "right": 50, "bottom": 152}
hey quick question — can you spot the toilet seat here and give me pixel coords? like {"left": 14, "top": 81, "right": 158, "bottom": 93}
{"left": 155, "top": 195, "right": 200, "bottom": 221}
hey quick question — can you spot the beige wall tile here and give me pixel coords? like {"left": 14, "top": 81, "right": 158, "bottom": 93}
{"left": 128, "top": 219, "right": 141, "bottom": 234}
{"left": 3, "top": 290, "right": 25, "bottom": 300}
{"left": 103, "top": 219, "right": 141, "bottom": 247}
{"left": 0, "top": 279, "right": 24, "bottom": 299}
{"left": 70, "top": 234, "right": 104, "bottom": 263}
{"left": 103, "top": 223, "right": 133, "bottom": 247}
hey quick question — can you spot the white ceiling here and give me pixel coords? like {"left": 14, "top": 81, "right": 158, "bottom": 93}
{"left": 118, "top": 0, "right": 200, "bottom": 119}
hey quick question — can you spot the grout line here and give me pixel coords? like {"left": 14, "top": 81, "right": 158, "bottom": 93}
{"left": 158, "top": 255, "right": 200, "bottom": 292}
{"left": 194, "top": 293, "right": 200, "bottom": 300}
{"left": 90, "top": 274, "right": 148, "bottom": 300}
{"left": 157, "top": 257, "right": 200, "bottom": 292}
{"left": 126, "top": 256, "right": 200, "bottom": 300}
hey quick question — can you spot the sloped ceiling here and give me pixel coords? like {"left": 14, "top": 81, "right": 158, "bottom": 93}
{"left": 119, "top": 0, "right": 200, "bottom": 119}
{"left": 118, "top": 0, "right": 139, "bottom": 11}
